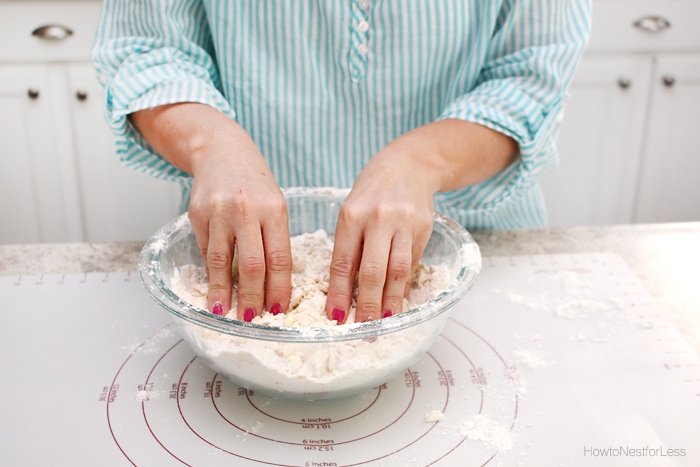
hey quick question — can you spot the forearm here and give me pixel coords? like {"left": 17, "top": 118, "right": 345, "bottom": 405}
{"left": 385, "top": 118, "right": 519, "bottom": 194}
{"left": 129, "top": 103, "right": 255, "bottom": 176}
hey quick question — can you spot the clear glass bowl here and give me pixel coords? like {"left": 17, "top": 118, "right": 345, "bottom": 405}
{"left": 138, "top": 187, "right": 481, "bottom": 400}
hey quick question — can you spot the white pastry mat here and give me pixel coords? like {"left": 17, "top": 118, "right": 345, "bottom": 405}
{"left": 1, "top": 253, "right": 698, "bottom": 466}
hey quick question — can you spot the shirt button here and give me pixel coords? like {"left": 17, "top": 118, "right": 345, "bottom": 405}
{"left": 357, "top": 44, "right": 369, "bottom": 55}
{"left": 359, "top": 0, "right": 371, "bottom": 9}
{"left": 357, "top": 21, "right": 370, "bottom": 33}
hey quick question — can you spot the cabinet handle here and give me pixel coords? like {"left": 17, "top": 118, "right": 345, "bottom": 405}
{"left": 27, "top": 88, "right": 40, "bottom": 99}
{"left": 662, "top": 75, "right": 676, "bottom": 87}
{"left": 31, "top": 24, "right": 73, "bottom": 41}
{"left": 633, "top": 16, "right": 671, "bottom": 33}
{"left": 617, "top": 78, "right": 631, "bottom": 89}
{"left": 76, "top": 90, "right": 88, "bottom": 101}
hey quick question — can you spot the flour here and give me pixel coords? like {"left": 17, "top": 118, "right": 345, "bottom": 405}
{"left": 169, "top": 230, "right": 452, "bottom": 397}
{"left": 512, "top": 348, "right": 548, "bottom": 369}
{"left": 459, "top": 414, "right": 514, "bottom": 452}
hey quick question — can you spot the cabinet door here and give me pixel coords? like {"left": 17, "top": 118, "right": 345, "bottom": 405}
{"left": 0, "top": 65, "right": 81, "bottom": 243}
{"left": 634, "top": 54, "right": 700, "bottom": 223}
{"left": 67, "top": 63, "right": 181, "bottom": 242}
{"left": 540, "top": 55, "right": 653, "bottom": 227}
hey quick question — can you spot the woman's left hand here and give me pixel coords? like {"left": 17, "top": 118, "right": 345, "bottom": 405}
{"left": 325, "top": 119, "right": 519, "bottom": 323}
{"left": 324, "top": 139, "right": 437, "bottom": 323}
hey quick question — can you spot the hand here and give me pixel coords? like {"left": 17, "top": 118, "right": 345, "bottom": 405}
{"left": 188, "top": 127, "right": 292, "bottom": 321}
{"left": 325, "top": 145, "right": 436, "bottom": 323}
{"left": 130, "top": 104, "right": 293, "bottom": 321}
{"left": 325, "top": 119, "right": 518, "bottom": 323}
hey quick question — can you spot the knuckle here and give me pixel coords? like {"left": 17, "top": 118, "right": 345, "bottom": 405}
{"left": 266, "top": 249, "right": 292, "bottom": 272}
{"left": 198, "top": 245, "right": 208, "bottom": 258}
{"left": 267, "top": 196, "right": 288, "bottom": 216}
{"left": 337, "top": 204, "right": 363, "bottom": 226}
{"left": 238, "top": 255, "right": 266, "bottom": 278}
{"left": 388, "top": 259, "right": 411, "bottom": 282}
{"left": 330, "top": 256, "right": 356, "bottom": 280}
{"left": 419, "top": 213, "right": 433, "bottom": 231}
{"left": 207, "top": 250, "right": 231, "bottom": 270}
{"left": 359, "top": 262, "right": 385, "bottom": 285}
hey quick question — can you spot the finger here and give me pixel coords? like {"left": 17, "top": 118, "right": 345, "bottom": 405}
{"left": 234, "top": 221, "right": 266, "bottom": 322}
{"left": 205, "top": 216, "right": 234, "bottom": 317}
{"left": 381, "top": 232, "right": 413, "bottom": 318}
{"left": 261, "top": 207, "right": 292, "bottom": 315}
{"left": 326, "top": 214, "right": 362, "bottom": 324}
{"left": 354, "top": 227, "right": 391, "bottom": 323}
{"left": 404, "top": 219, "right": 434, "bottom": 298}
{"left": 188, "top": 210, "right": 210, "bottom": 275}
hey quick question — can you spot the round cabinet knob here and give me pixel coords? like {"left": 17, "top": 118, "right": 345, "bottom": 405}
{"left": 76, "top": 90, "right": 88, "bottom": 101}
{"left": 31, "top": 24, "right": 73, "bottom": 41}
{"left": 27, "top": 88, "right": 40, "bottom": 99}
{"left": 662, "top": 75, "right": 676, "bottom": 87}
{"left": 618, "top": 78, "right": 631, "bottom": 89}
{"left": 633, "top": 16, "right": 671, "bottom": 33}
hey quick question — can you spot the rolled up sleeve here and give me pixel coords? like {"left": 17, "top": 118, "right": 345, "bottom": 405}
{"left": 437, "top": 0, "right": 591, "bottom": 219}
{"left": 92, "top": 0, "right": 235, "bottom": 183}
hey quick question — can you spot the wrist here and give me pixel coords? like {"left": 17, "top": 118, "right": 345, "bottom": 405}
{"left": 382, "top": 130, "right": 452, "bottom": 194}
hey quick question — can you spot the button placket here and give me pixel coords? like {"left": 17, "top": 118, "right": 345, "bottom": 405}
{"left": 348, "top": 0, "right": 371, "bottom": 83}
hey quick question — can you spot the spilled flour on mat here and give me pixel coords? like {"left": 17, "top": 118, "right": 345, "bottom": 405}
{"left": 459, "top": 414, "right": 514, "bottom": 452}
{"left": 512, "top": 348, "right": 548, "bottom": 369}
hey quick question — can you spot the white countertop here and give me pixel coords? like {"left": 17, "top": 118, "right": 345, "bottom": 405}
{"left": 2, "top": 222, "right": 699, "bottom": 356}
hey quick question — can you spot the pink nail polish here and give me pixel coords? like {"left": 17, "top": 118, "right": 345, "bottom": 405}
{"left": 212, "top": 301, "right": 224, "bottom": 316}
{"left": 332, "top": 307, "right": 345, "bottom": 323}
{"left": 270, "top": 303, "right": 282, "bottom": 315}
{"left": 243, "top": 308, "right": 255, "bottom": 322}
{"left": 383, "top": 309, "right": 393, "bottom": 318}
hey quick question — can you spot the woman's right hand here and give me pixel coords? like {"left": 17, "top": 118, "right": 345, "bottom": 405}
{"left": 130, "top": 103, "right": 292, "bottom": 321}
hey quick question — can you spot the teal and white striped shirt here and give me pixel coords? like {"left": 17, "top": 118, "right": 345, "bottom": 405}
{"left": 93, "top": 0, "right": 591, "bottom": 229}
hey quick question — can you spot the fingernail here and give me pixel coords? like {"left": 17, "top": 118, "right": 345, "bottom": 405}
{"left": 212, "top": 301, "right": 224, "bottom": 316}
{"left": 270, "top": 303, "right": 282, "bottom": 315}
{"left": 243, "top": 308, "right": 255, "bottom": 322}
{"left": 332, "top": 307, "right": 345, "bottom": 323}
{"left": 383, "top": 309, "right": 393, "bottom": 318}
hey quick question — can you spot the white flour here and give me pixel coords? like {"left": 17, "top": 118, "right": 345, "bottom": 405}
{"left": 512, "top": 348, "right": 548, "bottom": 369}
{"left": 169, "top": 230, "right": 451, "bottom": 397}
{"left": 459, "top": 414, "right": 514, "bottom": 452}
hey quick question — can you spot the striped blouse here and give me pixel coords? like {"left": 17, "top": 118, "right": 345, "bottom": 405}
{"left": 92, "top": 0, "right": 591, "bottom": 229}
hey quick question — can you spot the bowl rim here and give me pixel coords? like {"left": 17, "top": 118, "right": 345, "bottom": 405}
{"left": 138, "top": 189, "right": 482, "bottom": 343}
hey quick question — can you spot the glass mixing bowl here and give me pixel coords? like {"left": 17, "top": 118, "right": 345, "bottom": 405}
{"left": 139, "top": 187, "right": 481, "bottom": 400}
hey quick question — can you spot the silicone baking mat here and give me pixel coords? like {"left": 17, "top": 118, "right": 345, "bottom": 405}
{"left": 1, "top": 253, "right": 698, "bottom": 466}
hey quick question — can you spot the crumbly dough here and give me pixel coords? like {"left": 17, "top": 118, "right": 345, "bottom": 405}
{"left": 425, "top": 410, "right": 445, "bottom": 422}
{"left": 171, "top": 229, "right": 449, "bottom": 326}
{"left": 169, "top": 229, "right": 451, "bottom": 397}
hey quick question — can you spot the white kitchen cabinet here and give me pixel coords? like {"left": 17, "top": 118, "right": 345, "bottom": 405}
{"left": 540, "top": 55, "right": 653, "bottom": 226}
{"left": 66, "top": 64, "right": 180, "bottom": 242}
{"left": 0, "top": 65, "right": 83, "bottom": 243}
{"left": 2, "top": 1, "right": 699, "bottom": 239}
{"left": 0, "top": 2, "right": 180, "bottom": 244}
{"left": 542, "top": 0, "right": 700, "bottom": 227}
{"left": 634, "top": 54, "right": 700, "bottom": 223}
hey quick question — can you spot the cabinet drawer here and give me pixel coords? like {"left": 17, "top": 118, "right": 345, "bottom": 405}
{"left": 588, "top": 0, "right": 700, "bottom": 53}
{"left": 0, "top": 2, "right": 102, "bottom": 62}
